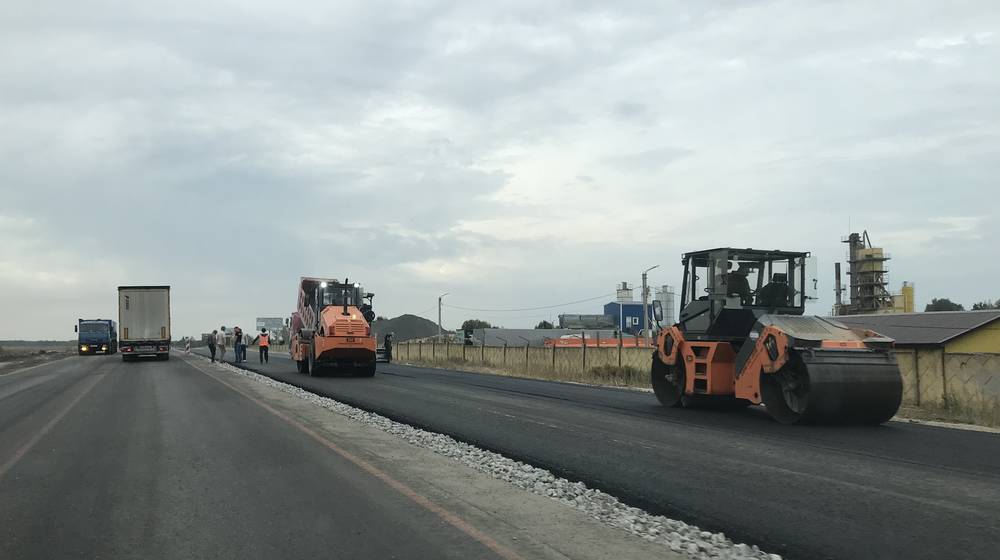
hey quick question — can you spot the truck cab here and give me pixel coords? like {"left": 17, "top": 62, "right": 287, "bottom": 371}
{"left": 75, "top": 319, "right": 118, "bottom": 355}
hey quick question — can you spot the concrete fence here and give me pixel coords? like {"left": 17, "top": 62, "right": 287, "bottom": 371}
{"left": 394, "top": 341, "right": 652, "bottom": 386}
{"left": 894, "top": 349, "right": 1000, "bottom": 418}
{"left": 395, "top": 341, "right": 1000, "bottom": 424}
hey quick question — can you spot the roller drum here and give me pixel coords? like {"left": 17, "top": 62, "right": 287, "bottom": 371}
{"left": 763, "top": 349, "right": 902, "bottom": 424}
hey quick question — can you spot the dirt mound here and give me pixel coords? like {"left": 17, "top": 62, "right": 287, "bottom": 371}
{"left": 372, "top": 314, "right": 439, "bottom": 342}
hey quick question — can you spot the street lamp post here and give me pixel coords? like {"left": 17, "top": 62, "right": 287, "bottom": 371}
{"left": 437, "top": 293, "right": 449, "bottom": 339}
{"left": 642, "top": 265, "right": 660, "bottom": 345}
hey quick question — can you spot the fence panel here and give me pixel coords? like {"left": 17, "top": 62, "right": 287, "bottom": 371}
{"left": 586, "top": 346, "right": 619, "bottom": 370}
{"left": 526, "top": 347, "right": 552, "bottom": 376}
{"left": 945, "top": 353, "right": 1000, "bottom": 403}
{"left": 553, "top": 348, "right": 584, "bottom": 380}
{"left": 892, "top": 350, "right": 919, "bottom": 406}
{"left": 621, "top": 348, "right": 652, "bottom": 371}
{"left": 915, "top": 348, "right": 945, "bottom": 405}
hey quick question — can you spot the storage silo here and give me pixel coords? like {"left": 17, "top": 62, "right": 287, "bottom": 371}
{"left": 655, "top": 285, "right": 676, "bottom": 323}
{"left": 616, "top": 282, "right": 634, "bottom": 303}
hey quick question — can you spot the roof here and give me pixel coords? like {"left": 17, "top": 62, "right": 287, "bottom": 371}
{"left": 474, "top": 328, "right": 625, "bottom": 347}
{"left": 831, "top": 311, "right": 1000, "bottom": 346}
{"left": 682, "top": 248, "right": 810, "bottom": 260}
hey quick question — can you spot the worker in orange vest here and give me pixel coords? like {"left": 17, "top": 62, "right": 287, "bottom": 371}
{"left": 253, "top": 328, "right": 271, "bottom": 364}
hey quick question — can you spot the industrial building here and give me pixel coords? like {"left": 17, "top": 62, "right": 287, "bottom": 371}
{"left": 558, "top": 314, "right": 616, "bottom": 329}
{"left": 255, "top": 317, "right": 288, "bottom": 343}
{"left": 456, "top": 281, "right": 675, "bottom": 345}
{"left": 469, "top": 328, "right": 623, "bottom": 348}
{"left": 256, "top": 317, "right": 285, "bottom": 333}
{"left": 603, "top": 282, "right": 674, "bottom": 334}
{"left": 833, "top": 230, "right": 914, "bottom": 316}
{"left": 834, "top": 311, "right": 1000, "bottom": 409}
{"left": 834, "top": 311, "right": 1000, "bottom": 354}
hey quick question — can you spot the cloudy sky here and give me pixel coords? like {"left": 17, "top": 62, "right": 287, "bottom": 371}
{"left": 1, "top": 1, "right": 998, "bottom": 340}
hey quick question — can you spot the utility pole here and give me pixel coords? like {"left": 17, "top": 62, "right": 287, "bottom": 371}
{"left": 619, "top": 300, "right": 624, "bottom": 336}
{"left": 438, "top": 292, "right": 449, "bottom": 339}
{"left": 642, "top": 265, "right": 659, "bottom": 345}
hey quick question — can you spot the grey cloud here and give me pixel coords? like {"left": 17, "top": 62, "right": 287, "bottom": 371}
{"left": 603, "top": 147, "right": 693, "bottom": 172}
{"left": 1, "top": 1, "right": 998, "bottom": 337}
{"left": 613, "top": 101, "right": 652, "bottom": 122}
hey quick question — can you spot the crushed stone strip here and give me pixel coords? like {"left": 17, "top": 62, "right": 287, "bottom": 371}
{"left": 202, "top": 356, "right": 778, "bottom": 560}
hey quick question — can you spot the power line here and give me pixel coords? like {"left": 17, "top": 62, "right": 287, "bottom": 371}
{"left": 443, "top": 293, "right": 615, "bottom": 313}
{"left": 408, "top": 304, "right": 438, "bottom": 317}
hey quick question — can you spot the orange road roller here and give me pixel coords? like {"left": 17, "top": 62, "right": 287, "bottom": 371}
{"left": 650, "top": 248, "right": 902, "bottom": 424}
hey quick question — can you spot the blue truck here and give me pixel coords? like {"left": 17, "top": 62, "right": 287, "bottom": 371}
{"left": 75, "top": 319, "right": 118, "bottom": 355}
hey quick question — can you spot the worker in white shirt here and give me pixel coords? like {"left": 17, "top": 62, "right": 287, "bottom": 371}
{"left": 216, "top": 326, "right": 228, "bottom": 363}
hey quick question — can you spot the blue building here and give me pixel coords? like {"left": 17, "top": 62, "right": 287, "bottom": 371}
{"left": 603, "top": 302, "right": 653, "bottom": 335}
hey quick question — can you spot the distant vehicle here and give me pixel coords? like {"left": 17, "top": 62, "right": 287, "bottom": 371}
{"left": 289, "top": 277, "right": 377, "bottom": 376}
{"left": 118, "top": 286, "right": 171, "bottom": 362}
{"left": 74, "top": 319, "right": 117, "bottom": 355}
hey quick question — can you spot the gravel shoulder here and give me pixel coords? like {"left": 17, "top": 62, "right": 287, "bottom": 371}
{"left": 0, "top": 351, "right": 71, "bottom": 376}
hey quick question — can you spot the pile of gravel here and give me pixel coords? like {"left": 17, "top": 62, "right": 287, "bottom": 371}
{"left": 209, "top": 358, "right": 779, "bottom": 560}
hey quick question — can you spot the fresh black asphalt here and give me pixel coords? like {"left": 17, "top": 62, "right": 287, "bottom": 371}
{"left": 0, "top": 355, "right": 503, "bottom": 560}
{"left": 216, "top": 349, "right": 1000, "bottom": 560}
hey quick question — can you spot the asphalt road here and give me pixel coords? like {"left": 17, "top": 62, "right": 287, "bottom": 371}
{"left": 0, "top": 355, "right": 529, "bottom": 559}
{"left": 212, "top": 349, "right": 1000, "bottom": 560}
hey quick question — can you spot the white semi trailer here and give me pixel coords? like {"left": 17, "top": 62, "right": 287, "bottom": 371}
{"left": 118, "top": 286, "right": 171, "bottom": 361}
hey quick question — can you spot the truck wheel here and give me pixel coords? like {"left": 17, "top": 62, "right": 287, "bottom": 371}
{"left": 296, "top": 359, "right": 305, "bottom": 374}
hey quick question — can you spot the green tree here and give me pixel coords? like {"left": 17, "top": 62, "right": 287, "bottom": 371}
{"left": 924, "top": 298, "right": 965, "bottom": 312}
{"left": 461, "top": 319, "right": 493, "bottom": 330}
{"left": 971, "top": 299, "right": 1000, "bottom": 310}
{"left": 534, "top": 320, "right": 554, "bottom": 329}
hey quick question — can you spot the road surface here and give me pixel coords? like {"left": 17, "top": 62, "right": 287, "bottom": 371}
{"left": 0, "top": 354, "right": 666, "bottom": 560}
{"left": 212, "top": 349, "right": 1000, "bottom": 560}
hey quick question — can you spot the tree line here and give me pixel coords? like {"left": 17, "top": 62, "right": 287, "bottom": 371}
{"left": 461, "top": 319, "right": 554, "bottom": 330}
{"left": 924, "top": 298, "right": 999, "bottom": 312}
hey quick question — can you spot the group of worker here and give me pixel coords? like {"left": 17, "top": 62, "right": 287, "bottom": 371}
{"left": 207, "top": 326, "right": 271, "bottom": 364}
{"left": 203, "top": 328, "right": 393, "bottom": 364}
